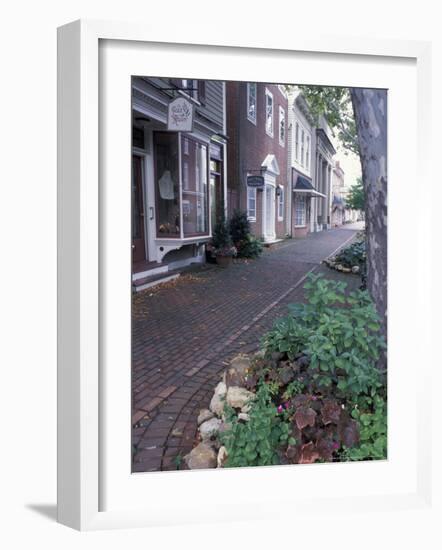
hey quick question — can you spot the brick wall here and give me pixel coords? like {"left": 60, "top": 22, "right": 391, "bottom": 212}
{"left": 226, "top": 82, "right": 289, "bottom": 240}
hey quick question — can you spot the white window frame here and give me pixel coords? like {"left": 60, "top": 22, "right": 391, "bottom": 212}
{"left": 294, "top": 122, "right": 300, "bottom": 161}
{"left": 247, "top": 82, "right": 257, "bottom": 124}
{"left": 295, "top": 194, "right": 307, "bottom": 226}
{"left": 301, "top": 129, "right": 305, "bottom": 167}
{"left": 279, "top": 106, "right": 285, "bottom": 147}
{"left": 265, "top": 88, "right": 274, "bottom": 137}
{"left": 305, "top": 134, "right": 310, "bottom": 172}
{"left": 247, "top": 185, "right": 257, "bottom": 221}
{"left": 278, "top": 186, "right": 284, "bottom": 220}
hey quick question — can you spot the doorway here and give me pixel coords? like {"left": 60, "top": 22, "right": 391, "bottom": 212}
{"left": 132, "top": 154, "right": 147, "bottom": 264}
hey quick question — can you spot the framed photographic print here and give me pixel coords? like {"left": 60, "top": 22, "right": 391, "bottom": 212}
{"left": 57, "top": 19, "right": 432, "bottom": 530}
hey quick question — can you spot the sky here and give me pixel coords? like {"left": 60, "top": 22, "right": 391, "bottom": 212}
{"left": 333, "top": 141, "right": 361, "bottom": 190}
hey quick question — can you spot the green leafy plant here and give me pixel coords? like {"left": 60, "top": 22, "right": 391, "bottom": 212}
{"left": 220, "top": 383, "right": 290, "bottom": 467}
{"left": 237, "top": 234, "right": 263, "bottom": 258}
{"left": 210, "top": 219, "right": 237, "bottom": 257}
{"left": 343, "top": 396, "right": 387, "bottom": 460}
{"left": 228, "top": 210, "right": 263, "bottom": 258}
{"left": 334, "top": 239, "right": 366, "bottom": 269}
{"left": 229, "top": 209, "right": 250, "bottom": 244}
{"left": 263, "top": 273, "right": 385, "bottom": 399}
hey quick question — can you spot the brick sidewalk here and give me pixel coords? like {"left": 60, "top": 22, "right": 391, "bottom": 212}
{"left": 132, "top": 227, "right": 362, "bottom": 472}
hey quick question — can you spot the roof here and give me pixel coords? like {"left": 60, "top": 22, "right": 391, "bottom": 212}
{"left": 294, "top": 174, "right": 314, "bottom": 191}
{"left": 293, "top": 174, "right": 326, "bottom": 198}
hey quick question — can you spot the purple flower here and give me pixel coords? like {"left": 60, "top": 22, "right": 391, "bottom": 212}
{"left": 332, "top": 442, "right": 340, "bottom": 450}
{"left": 277, "top": 405, "right": 283, "bottom": 413}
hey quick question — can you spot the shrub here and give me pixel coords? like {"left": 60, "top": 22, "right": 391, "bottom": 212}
{"left": 334, "top": 239, "right": 366, "bottom": 269}
{"left": 229, "top": 210, "right": 263, "bottom": 259}
{"left": 237, "top": 234, "right": 263, "bottom": 259}
{"left": 263, "top": 274, "right": 385, "bottom": 399}
{"left": 342, "top": 395, "right": 387, "bottom": 461}
{"left": 211, "top": 219, "right": 237, "bottom": 257}
{"left": 229, "top": 209, "right": 250, "bottom": 244}
{"left": 244, "top": 273, "right": 387, "bottom": 464}
{"left": 219, "top": 383, "right": 291, "bottom": 467}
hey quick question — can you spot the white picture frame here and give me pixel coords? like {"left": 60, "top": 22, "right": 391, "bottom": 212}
{"left": 57, "top": 19, "right": 433, "bottom": 531}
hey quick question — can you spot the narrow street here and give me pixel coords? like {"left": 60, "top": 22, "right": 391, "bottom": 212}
{"left": 132, "top": 223, "right": 363, "bottom": 471}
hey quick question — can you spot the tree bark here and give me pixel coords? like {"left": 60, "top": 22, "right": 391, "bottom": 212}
{"left": 350, "top": 89, "right": 387, "bottom": 367}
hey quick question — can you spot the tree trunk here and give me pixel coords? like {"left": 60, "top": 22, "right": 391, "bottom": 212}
{"left": 350, "top": 89, "right": 387, "bottom": 368}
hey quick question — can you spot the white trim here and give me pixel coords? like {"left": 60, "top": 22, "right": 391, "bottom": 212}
{"left": 247, "top": 82, "right": 257, "bottom": 125}
{"left": 57, "top": 19, "right": 432, "bottom": 531}
{"left": 265, "top": 87, "right": 274, "bottom": 137}
{"left": 279, "top": 105, "right": 286, "bottom": 147}
{"left": 247, "top": 184, "right": 257, "bottom": 221}
{"left": 278, "top": 186, "right": 284, "bottom": 220}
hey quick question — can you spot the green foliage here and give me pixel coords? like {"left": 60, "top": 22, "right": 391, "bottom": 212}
{"left": 264, "top": 274, "right": 385, "bottom": 398}
{"left": 343, "top": 396, "right": 387, "bottom": 460}
{"left": 220, "top": 383, "right": 290, "bottom": 468}
{"left": 229, "top": 210, "right": 263, "bottom": 259}
{"left": 346, "top": 178, "right": 365, "bottom": 210}
{"left": 211, "top": 219, "right": 237, "bottom": 257}
{"left": 229, "top": 209, "right": 250, "bottom": 244}
{"left": 334, "top": 240, "right": 366, "bottom": 269}
{"left": 296, "top": 85, "right": 359, "bottom": 155}
{"left": 237, "top": 234, "right": 263, "bottom": 259}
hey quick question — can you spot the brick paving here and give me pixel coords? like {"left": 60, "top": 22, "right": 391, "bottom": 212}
{"left": 132, "top": 225, "right": 363, "bottom": 472}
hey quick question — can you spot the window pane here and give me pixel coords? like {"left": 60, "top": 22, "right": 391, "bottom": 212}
{"left": 248, "top": 83, "right": 256, "bottom": 121}
{"left": 266, "top": 93, "right": 273, "bottom": 134}
{"left": 154, "top": 132, "right": 180, "bottom": 236}
{"left": 182, "top": 139, "right": 208, "bottom": 236}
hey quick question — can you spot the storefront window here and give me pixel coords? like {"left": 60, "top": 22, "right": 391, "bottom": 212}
{"left": 154, "top": 132, "right": 180, "bottom": 237}
{"left": 295, "top": 195, "right": 307, "bottom": 226}
{"left": 182, "top": 137, "right": 209, "bottom": 236}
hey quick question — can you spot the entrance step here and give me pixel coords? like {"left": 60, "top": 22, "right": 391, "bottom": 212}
{"left": 263, "top": 238, "right": 285, "bottom": 249}
{"left": 132, "top": 261, "right": 168, "bottom": 281}
{"left": 133, "top": 270, "right": 180, "bottom": 292}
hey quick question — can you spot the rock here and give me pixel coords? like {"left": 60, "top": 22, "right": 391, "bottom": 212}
{"left": 225, "top": 354, "right": 251, "bottom": 387}
{"left": 238, "top": 412, "right": 250, "bottom": 422}
{"left": 226, "top": 386, "right": 255, "bottom": 409}
{"left": 253, "top": 349, "right": 266, "bottom": 360}
{"left": 352, "top": 265, "right": 360, "bottom": 274}
{"left": 336, "top": 264, "right": 344, "bottom": 271}
{"left": 199, "top": 417, "right": 222, "bottom": 441}
{"left": 217, "top": 446, "right": 228, "bottom": 467}
{"left": 241, "top": 403, "right": 252, "bottom": 413}
{"left": 342, "top": 267, "right": 351, "bottom": 273}
{"left": 214, "top": 381, "right": 227, "bottom": 397}
{"left": 210, "top": 381, "right": 227, "bottom": 416}
{"left": 185, "top": 443, "right": 217, "bottom": 469}
{"left": 197, "top": 409, "right": 214, "bottom": 426}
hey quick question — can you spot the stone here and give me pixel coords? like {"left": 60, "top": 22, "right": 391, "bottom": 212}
{"left": 238, "top": 412, "right": 250, "bottom": 422}
{"left": 185, "top": 443, "right": 217, "bottom": 469}
{"left": 241, "top": 403, "right": 252, "bottom": 413}
{"left": 226, "top": 386, "right": 255, "bottom": 409}
{"left": 342, "top": 267, "right": 351, "bottom": 273}
{"left": 225, "top": 354, "right": 251, "bottom": 388}
{"left": 197, "top": 408, "right": 214, "bottom": 426}
{"left": 209, "top": 381, "right": 227, "bottom": 416}
{"left": 352, "top": 265, "right": 360, "bottom": 274}
{"left": 253, "top": 349, "right": 266, "bottom": 360}
{"left": 214, "top": 381, "right": 227, "bottom": 397}
{"left": 199, "top": 417, "right": 222, "bottom": 441}
{"left": 217, "top": 446, "right": 228, "bottom": 468}
{"left": 336, "top": 264, "right": 344, "bottom": 271}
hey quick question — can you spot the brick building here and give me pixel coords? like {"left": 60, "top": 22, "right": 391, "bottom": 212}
{"left": 226, "top": 82, "right": 289, "bottom": 243}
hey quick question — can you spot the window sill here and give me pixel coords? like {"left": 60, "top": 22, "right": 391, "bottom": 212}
{"left": 247, "top": 116, "right": 257, "bottom": 125}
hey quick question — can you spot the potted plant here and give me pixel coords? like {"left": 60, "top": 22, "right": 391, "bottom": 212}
{"left": 211, "top": 219, "right": 237, "bottom": 267}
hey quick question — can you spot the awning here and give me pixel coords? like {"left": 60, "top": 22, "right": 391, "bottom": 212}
{"left": 293, "top": 174, "right": 326, "bottom": 198}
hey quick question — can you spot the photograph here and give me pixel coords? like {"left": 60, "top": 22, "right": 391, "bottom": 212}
{"left": 131, "top": 77, "right": 387, "bottom": 472}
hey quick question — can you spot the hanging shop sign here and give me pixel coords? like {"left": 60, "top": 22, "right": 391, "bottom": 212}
{"left": 247, "top": 175, "right": 265, "bottom": 187}
{"left": 167, "top": 96, "right": 194, "bottom": 132}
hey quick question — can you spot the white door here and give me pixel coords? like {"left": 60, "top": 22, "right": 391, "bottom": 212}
{"left": 264, "top": 184, "right": 276, "bottom": 241}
